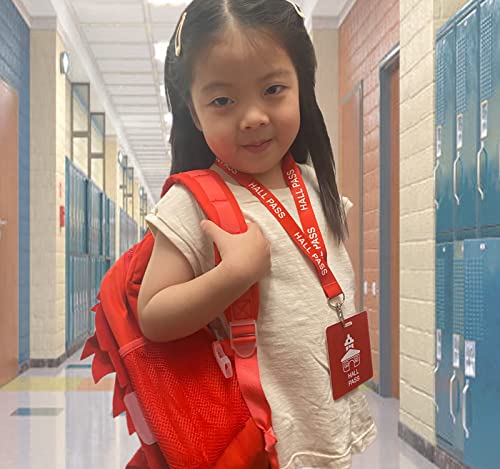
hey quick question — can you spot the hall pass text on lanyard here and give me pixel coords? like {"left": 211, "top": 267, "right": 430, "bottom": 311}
{"left": 216, "top": 153, "right": 373, "bottom": 400}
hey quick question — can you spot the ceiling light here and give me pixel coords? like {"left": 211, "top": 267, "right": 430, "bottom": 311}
{"left": 154, "top": 42, "right": 169, "bottom": 62}
{"left": 60, "top": 51, "right": 70, "bottom": 75}
{"left": 148, "top": 0, "right": 189, "bottom": 5}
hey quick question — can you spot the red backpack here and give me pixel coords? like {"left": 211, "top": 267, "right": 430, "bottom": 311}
{"left": 81, "top": 169, "right": 279, "bottom": 469}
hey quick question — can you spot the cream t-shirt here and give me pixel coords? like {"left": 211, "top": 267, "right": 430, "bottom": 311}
{"left": 145, "top": 163, "right": 377, "bottom": 469}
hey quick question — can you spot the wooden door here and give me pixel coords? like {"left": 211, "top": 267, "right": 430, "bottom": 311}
{"left": 0, "top": 79, "right": 19, "bottom": 385}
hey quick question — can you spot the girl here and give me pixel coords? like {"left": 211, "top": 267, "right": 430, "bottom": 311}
{"left": 138, "top": 0, "right": 377, "bottom": 467}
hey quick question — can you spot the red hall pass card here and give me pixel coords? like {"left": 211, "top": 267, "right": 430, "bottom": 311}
{"left": 326, "top": 311, "right": 373, "bottom": 400}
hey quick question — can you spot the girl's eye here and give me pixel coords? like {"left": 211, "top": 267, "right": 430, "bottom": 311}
{"left": 266, "top": 85, "right": 285, "bottom": 96}
{"left": 211, "top": 97, "right": 233, "bottom": 107}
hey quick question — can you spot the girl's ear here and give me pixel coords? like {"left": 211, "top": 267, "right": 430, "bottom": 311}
{"left": 188, "top": 102, "right": 203, "bottom": 132}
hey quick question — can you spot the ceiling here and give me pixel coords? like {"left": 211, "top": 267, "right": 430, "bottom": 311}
{"left": 16, "top": 0, "right": 353, "bottom": 204}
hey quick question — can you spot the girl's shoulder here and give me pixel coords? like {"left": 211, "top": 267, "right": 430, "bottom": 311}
{"left": 152, "top": 182, "right": 205, "bottom": 221}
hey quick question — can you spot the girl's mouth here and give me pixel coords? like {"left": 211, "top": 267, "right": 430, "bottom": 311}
{"left": 242, "top": 139, "right": 273, "bottom": 153}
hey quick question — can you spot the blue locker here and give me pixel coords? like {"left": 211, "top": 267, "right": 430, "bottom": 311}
{"left": 435, "top": 243, "right": 456, "bottom": 448}
{"left": 450, "top": 241, "right": 465, "bottom": 459}
{"left": 104, "top": 196, "right": 110, "bottom": 259}
{"left": 436, "top": 29, "right": 456, "bottom": 242}
{"left": 109, "top": 199, "right": 116, "bottom": 263}
{"left": 66, "top": 158, "right": 93, "bottom": 350}
{"left": 479, "top": 0, "right": 500, "bottom": 235}
{"left": 463, "top": 238, "right": 500, "bottom": 469}
{"left": 91, "top": 182, "right": 99, "bottom": 256}
{"left": 455, "top": 7, "right": 480, "bottom": 238}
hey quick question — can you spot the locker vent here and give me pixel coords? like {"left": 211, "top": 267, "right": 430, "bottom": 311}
{"left": 453, "top": 257, "right": 464, "bottom": 334}
{"left": 436, "top": 257, "right": 446, "bottom": 329}
{"left": 480, "top": 14, "right": 494, "bottom": 101}
{"left": 456, "top": 36, "right": 467, "bottom": 114}
{"left": 465, "top": 258, "right": 485, "bottom": 341}
{"left": 436, "top": 42, "right": 446, "bottom": 126}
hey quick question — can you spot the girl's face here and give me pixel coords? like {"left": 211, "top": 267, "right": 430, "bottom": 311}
{"left": 189, "top": 27, "right": 301, "bottom": 178}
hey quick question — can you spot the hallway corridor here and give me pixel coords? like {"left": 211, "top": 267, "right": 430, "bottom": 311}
{"left": 0, "top": 349, "right": 437, "bottom": 469}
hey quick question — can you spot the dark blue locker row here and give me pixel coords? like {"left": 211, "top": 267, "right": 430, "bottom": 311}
{"left": 66, "top": 158, "right": 117, "bottom": 350}
{"left": 119, "top": 208, "right": 138, "bottom": 256}
{"left": 435, "top": 0, "right": 500, "bottom": 243}
{"left": 435, "top": 239, "right": 500, "bottom": 468}
{"left": 66, "top": 255, "right": 90, "bottom": 349}
{"left": 88, "top": 180, "right": 103, "bottom": 257}
{"left": 66, "top": 158, "right": 87, "bottom": 255}
{"left": 104, "top": 197, "right": 116, "bottom": 263}
{"left": 435, "top": 2, "right": 500, "bottom": 468}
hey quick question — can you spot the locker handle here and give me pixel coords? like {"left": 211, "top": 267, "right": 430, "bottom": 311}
{"left": 449, "top": 371, "right": 457, "bottom": 424}
{"left": 477, "top": 141, "right": 486, "bottom": 201}
{"left": 433, "top": 362, "right": 440, "bottom": 413}
{"left": 462, "top": 379, "right": 470, "bottom": 439}
{"left": 433, "top": 159, "right": 440, "bottom": 210}
{"left": 453, "top": 154, "right": 461, "bottom": 206}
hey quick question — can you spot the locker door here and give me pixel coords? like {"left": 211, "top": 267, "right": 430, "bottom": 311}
{"left": 435, "top": 243, "right": 455, "bottom": 448}
{"left": 436, "top": 29, "right": 456, "bottom": 241}
{"left": 450, "top": 241, "right": 465, "bottom": 459}
{"left": 455, "top": 8, "right": 480, "bottom": 238}
{"left": 478, "top": 0, "right": 500, "bottom": 235}
{"left": 65, "top": 159, "right": 71, "bottom": 350}
{"left": 463, "top": 238, "right": 500, "bottom": 469}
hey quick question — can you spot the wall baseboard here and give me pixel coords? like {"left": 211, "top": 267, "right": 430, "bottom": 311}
{"left": 19, "top": 334, "right": 90, "bottom": 372}
{"left": 398, "top": 421, "right": 471, "bottom": 469}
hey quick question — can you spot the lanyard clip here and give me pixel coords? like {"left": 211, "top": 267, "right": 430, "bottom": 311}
{"left": 328, "top": 294, "right": 346, "bottom": 328}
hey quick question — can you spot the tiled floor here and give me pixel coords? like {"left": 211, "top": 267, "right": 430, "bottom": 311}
{"left": 0, "top": 350, "right": 438, "bottom": 469}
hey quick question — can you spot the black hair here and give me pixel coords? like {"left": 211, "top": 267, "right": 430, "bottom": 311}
{"left": 164, "top": 0, "right": 348, "bottom": 242}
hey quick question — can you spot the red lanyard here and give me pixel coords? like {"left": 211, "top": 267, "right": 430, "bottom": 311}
{"left": 215, "top": 154, "right": 344, "bottom": 303}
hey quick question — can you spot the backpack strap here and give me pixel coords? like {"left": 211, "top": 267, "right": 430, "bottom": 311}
{"left": 162, "top": 170, "right": 279, "bottom": 469}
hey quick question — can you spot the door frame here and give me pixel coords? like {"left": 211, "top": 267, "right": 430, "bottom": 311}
{"left": 0, "top": 77, "right": 20, "bottom": 385}
{"left": 379, "top": 44, "right": 400, "bottom": 398}
{"left": 341, "top": 81, "right": 364, "bottom": 313}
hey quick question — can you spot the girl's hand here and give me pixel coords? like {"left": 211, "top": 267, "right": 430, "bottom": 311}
{"left": 200, "top": 220, "right": 271, "bottom": 285}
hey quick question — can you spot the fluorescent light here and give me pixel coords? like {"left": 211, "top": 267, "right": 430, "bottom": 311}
{"left": 60, "top": 51, "right": 70, "bottom": 75}
{"left": 148, "top": 0, "right": 189, "bottom": 6}
{"left": 154, "top": 42, "right": 169, "bottom": 62}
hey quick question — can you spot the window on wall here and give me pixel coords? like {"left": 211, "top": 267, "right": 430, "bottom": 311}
{"left": 90, "top": 112, "right": 106, "bottom": 190}
{"left": 119, "top": 152, "right": 134, "bottom": 217}
{"left": 71, "top": 83, "right": 90, "bottom": 175}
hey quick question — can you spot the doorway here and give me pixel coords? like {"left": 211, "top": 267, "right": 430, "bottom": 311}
{"left": 379, "top": 47, "right": 400, "bottom": 398}
{"left": 0, "top": 78, "right": 19, "bottom": 385}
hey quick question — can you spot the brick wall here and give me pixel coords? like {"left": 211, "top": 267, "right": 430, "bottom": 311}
{"left": 30, "top": 29, "right": 59, "bottom": 358}
{"left": 399, "top": 0, "right": 469, "bottom": 445}
{"left": 339, "top": 0, "right": 399, "bottom": 387}
{"left": 312, "top": 26, "right": 340, "bottom": 166}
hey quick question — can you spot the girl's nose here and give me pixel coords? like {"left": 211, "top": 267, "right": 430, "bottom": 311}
{"left": 240, "top": 107, "right": 270, "bottom": 131}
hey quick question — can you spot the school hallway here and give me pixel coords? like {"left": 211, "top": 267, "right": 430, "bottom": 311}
{"left": 0, "top": 347, "right": 437, "bottom": 469}
{"left": 2, "top": 0, "right": 500, "bottom": 468}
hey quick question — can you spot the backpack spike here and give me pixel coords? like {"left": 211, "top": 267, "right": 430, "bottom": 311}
{"left": 91, "top": 348, "right": 115, "bottom": 383}
{"left": 81, "top": 334, "right": 98, "bottom": 360}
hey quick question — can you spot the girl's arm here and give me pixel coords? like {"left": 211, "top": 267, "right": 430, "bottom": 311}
{"left": 137, "top": 220, "right": 270, "bottom": 343}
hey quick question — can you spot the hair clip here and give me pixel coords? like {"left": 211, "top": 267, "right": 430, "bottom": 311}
{"left": 175, "top": 12, "right": 187, "bottom": 57}
{"left": 285, "top": 0, "right": 305, "bottom": 19}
